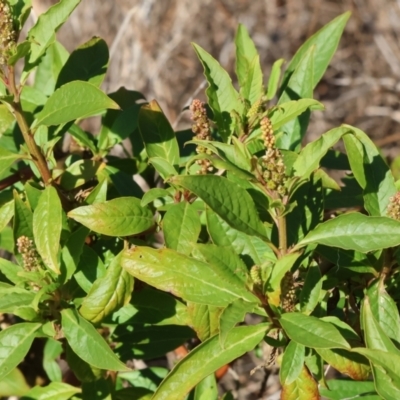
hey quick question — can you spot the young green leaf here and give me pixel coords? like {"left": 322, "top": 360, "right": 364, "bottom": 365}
{"left": 43, "top": 339, "right": 63, "bottom": 382}
{"left": 121, "top": 246, "right": 257, "bottom": 306}
{"left": 33, "top": 81, "right": 119, "bottom": 128}
{"left": 0, "top": 322, "right": 41, "bottom": 381}
{"left": 163, "top": 202, "right": 201, "bottom": 256}
{"left": 281, "top": 12, "right": 351, "bottom": 95}
{"left": 277, "top": 45, "right": 314, "bottom": 150}
{"left": 219, "top": 299, "right": 256, "bottom": 348}
{"left": 293, "top": 126, "right": 351, "bottom": 178}
{"left": 297, "top": 212, "right": 400, "bottom": 253}
{"left": 138, "top": 100, "right": 180, "bottom": 167}
{"left": 33, "top": 186, "right": 62, "bottom": 274}
{"left": 0, "top": 148, "right": 20, "bottom": 177}
{"left": 0, "top": 200, "right": 14, "bottom": 233}
{"left": 187, "top": 302, "right": 223, "bottom": 341}
{"left": 367, "top": 280, "right": 400, "bottom": 344}
{"left": 56, "top": 37, "right": 109, "bottom": 88}
{"left": 79, "top": 252, "right": 134, "bottom": 323}
{"left": 280, "top": 341, "right": 305, "bottom": 385}
{"left": 68, "top": 197, "right": 154, "bottom": 237}
{"left": 152, "top": 324, "right": 267, "bottom": 400}
{"left": 194, "top": 373, "right": 218, "bottom": 400}
{"left": 27, "top": 0, "right": 81, "bottom": 64}
{"left": 192, "top": 43, "right": 243, "bottom": 142}
{"left": 20, "top": 382, "right": 81, "bottom": 400}
{"left": 266, "top": 58, "right": 285, "bottom": 100}
{"left": 279, "top": 313, "right": 350, "bottom": 349}
{"left": 170, "top": 175, "right": 268, "bottom": 240}
{"left": 61, "top": 308, "right": 130, "bottom": 371}
{"left": 0, "top": 367, "right": 30, "bottom": 397}
{"left": 343, "top": 125, "right": 396, "bottom": 216}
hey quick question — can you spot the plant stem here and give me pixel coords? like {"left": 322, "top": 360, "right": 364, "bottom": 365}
{"left": 7, "top": 66, "right": 52, "bottom": 185}
{"left": 277, "top": 212, "right": 287, "bottom": 256}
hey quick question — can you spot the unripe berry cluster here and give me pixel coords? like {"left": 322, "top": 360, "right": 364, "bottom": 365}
{"left": 259, "top": 118, "right": 287, "bottom": 195}
{"left": 0, "top": 1, "right": 16, "bottom": 66}
{"left": 387, "top": 192, "right": 400, "bottom": 220}
{"left": 280, "top": 271, "right": 296, "bottom": 312}
{"left": 190, "top": 99, "right": 214, "bottom": 174}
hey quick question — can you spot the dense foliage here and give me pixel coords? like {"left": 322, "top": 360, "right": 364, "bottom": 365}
{"left": 0, "top": 1, "right": 399, "bottom": 399}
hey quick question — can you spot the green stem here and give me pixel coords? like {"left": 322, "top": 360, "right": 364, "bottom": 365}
{"left": 8, "top": 66, "right": 52, "bottom": 185}
{"left": 277, "top": 212, "right": 287, "bottom": 256}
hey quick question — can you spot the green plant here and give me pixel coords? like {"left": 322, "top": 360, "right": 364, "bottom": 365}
{"left": 0, "top": 1, "right": 399, "bottom": 399}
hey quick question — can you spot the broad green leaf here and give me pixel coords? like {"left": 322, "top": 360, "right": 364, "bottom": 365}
{"left": 152, "top": 324, "right": 267, "bottom": 400}
{"left": 206, "top": 208, "right": 276, "bottom": 265}
{"left": 297, "top": 212, "right": 400, "bottom": 253}
{"left": 125, "top": 286, "right": 190, "bottom": 326}
{"left": 33, "top": 81, "right": 119, "bottom": 128}
{"left": 300, "top": 264, "right": 322, "bottom": 315}
{"left": 171, "top": 175, "right": 268, "bottom": 239}
{"left": 59, "top": 160, "right": 103, "bottom": 190}
{"left": 24, "top": 182, "right": 43, "bottom": 211}
{"left": 0, "top": 105, "right": 14, "bottom": 135}
{"left": 266, "top": 58, "right": 285, "bottom": 100}
{"left": 68, "top": 197, "right": 154, "bottom": 237}
{"left": 343, "top": 125, "right": 396, "bottom": 216}
{"left": 219, "top": 299, "right": 256, "bottom": 347}
{"left": 194, "top": 373, "right": 218, "bottom": 400}
{"left": 138, "top": 100, "right": 179, "bottom": 166}
{"left": 43, "top": 338, "right": 63, "bottom": 382}
{"left": 367, "top": 280, "right": 400, "bottom": 344}
{"left": 194, "top": 243, "right": 249, "bottom": 286}
{"left": 33, "top": 186, "right": 62, "bottom": 274}
{"left": 280, "top": 365, "right": 319, "bottom": 400}
{"left": 121, "top": 246, "right": 257, "bottom": 306}
{"left": 60, "top": 226, "right": 90, "bottom": 282}
{"left": 21, "top": 382, "right": 80, "bottom": 400}
{"left": 27, "top": 0, "right": 81, "bottom": 64}
{"left": 319, "top": 380, "right": 378, "bottom": 400}
{"left": 265, "top": 252, "right": 301, "bottom": 307}
{"left": 98, "top": 88, "right": 145, "bottom": 150}
{"left": 187, "top": 302, "right": 223, "bottom": 341}
{"left": 61, "top": 308, "right": 129, "bottom": 371}
{"left": 277, "top": 45, "right": 314, "bottom": 150}
{"left": 74, "top": 245, "right": 106, "bottom": 293}
{"left": 34, "top": 41, "right": 69, "bottom": 96}
{"left": 0, "top": 257, "right": 24, "bottom": 285}
{"left": 192, "top": 43, "right": 243, "bottom": 141}
{"left": 149, "top": 157, "right": 177, "bottom": 180}
{"left": 85, "top": 178, "right": 108, "bottom": 205}
{"left": 293, "top": 126, "right": 351, "bottom": 178}
{"left": 118, "top": 367, "right": 167, "bottom": 392}
{"left": 270, "top": 99, "right": 323, "bottom": 131}
{"left": 163, "top": 202, "right": 201, "bottom": 255}
{"left": 0, "top": 291, "right": 35, "bottom": 314}
{"left": 141, "top": 188, "right": 171, "bottom": 207}
{"left": 68, "top": 124, "right": 97, "bottom": 154}
{"left": 0, "top": 322, "right": 41, "bottom": 380}
{"left": 0, "top": 367, "right": 29, "bottom": 397}
{"left": 114, "top": 324, "right": 194, "bottom": 361}
{"left": 279, "top": 313, "right": 350, "bottom": 349}
{"left": 280, "top": 341, "right": 305, "bottom": 385}
{"left": 352, "top": 348, "right": 400, "bottom": 390}
{"left": 240, "top": 55, "right": 263, "bottom": 104}
{"left": 79, "top": 252, "right": 133, "bottom": 323}
{"left": 9, "top": 0, "right": 32, "bottom": 32}
{"left": 281, "top": 12, "right": 351, "bottom": 95}
{"left": 316, "top": 348, "right": 370, "bottom": 380}
{"left": 234, "top": 23, "right": 259, "bottom": 89}
{"left": 0, "top": 200, "right": 13, "bottom": 233}
{"left": 56, "top": 37, "right": 109, "bottom": 88}
{"left": 0, "top": 148, "right": 20, "bottom": 177}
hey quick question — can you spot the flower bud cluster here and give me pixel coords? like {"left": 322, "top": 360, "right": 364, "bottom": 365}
{"left": 0, "top": 1, "right": 16, "bottom": 66}
{"left": 247, "top": 97, "right": 262, "bottom": 118}
{"left": 280, "top": 271, "right": 296, "bottom": 312}
{"left": 16, "top": 236, "right": 40, "bottom": 271}
{"left": 250, "top": 265, "right": 262, "bottom": 286}
{"left": 387, "top": 192, "right": 400, "bottom": 220}
{"left": 190, "top": 99, "right": 213, "bottom": 174}
{"left": 259, "top": 117, "right": 287, "bottom": 195}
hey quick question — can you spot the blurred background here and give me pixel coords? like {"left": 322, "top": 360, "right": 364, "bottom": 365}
{"left": 31, "top": 0, "right": 400, "bottom": 159}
